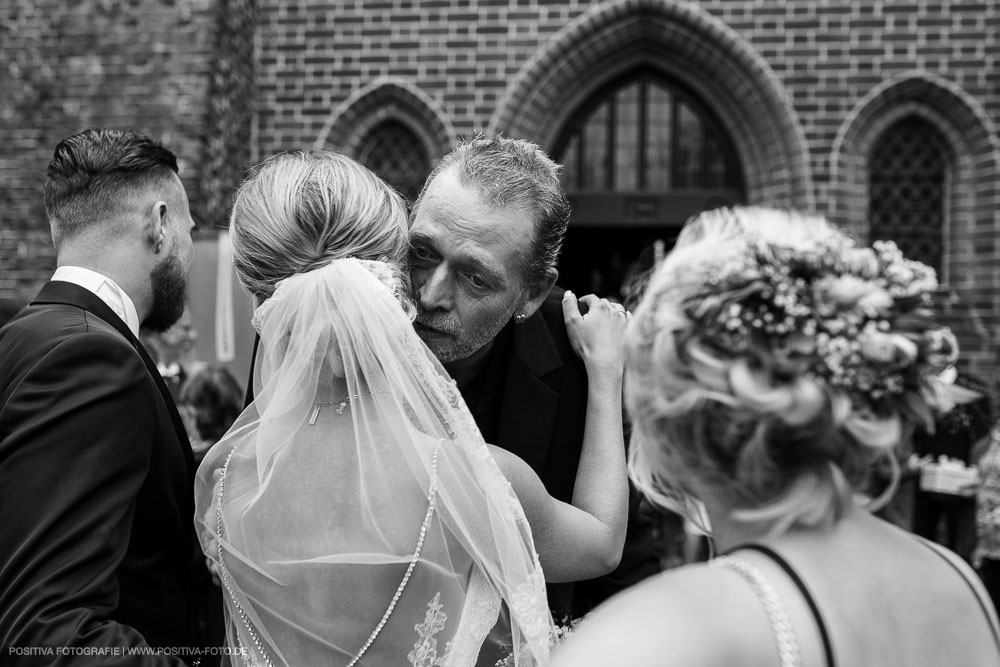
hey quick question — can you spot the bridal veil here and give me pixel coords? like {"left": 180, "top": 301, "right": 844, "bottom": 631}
{"left": 195, "top": 258, "right": 554, "bottom": 666}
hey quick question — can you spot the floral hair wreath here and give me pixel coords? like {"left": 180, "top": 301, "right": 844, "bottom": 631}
{"left": 686, "top": 230, "right": 958, "bottom": 424}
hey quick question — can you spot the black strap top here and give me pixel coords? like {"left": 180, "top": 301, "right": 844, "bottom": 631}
{"left": 727, "top": 538, "right": 1000, "bottom": 666}
{"left": 728, "top": 543, "right": 836, "bottom": 667}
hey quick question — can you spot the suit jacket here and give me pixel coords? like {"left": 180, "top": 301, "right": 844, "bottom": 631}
{"left": 462, "top": 288, "right": 660, "bottom": 620}
{"left": 0, "top": 282, "right": 203, "bottom": 665}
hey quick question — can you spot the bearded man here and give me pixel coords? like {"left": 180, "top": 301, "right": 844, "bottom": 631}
{"left": 409, "top": 135, "right": 660, "bottom": 620}
{"left": 0, "top": 129, "right": 212, "bottom": 665}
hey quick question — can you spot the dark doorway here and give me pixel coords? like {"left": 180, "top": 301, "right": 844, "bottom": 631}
{"left": 556, "top": 226, "right": 680, "bottom": 303}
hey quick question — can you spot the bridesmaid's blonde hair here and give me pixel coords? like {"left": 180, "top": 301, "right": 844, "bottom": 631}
{"left": 625, "top": 206, "right": 956, "bottom": 535}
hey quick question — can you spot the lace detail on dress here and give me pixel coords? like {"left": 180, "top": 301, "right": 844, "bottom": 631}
{"left": 443, "top": 568, "right": 503, "bottom": 667}
{"left": 509, "top": 569, "right": 551, "bottom": 647}
{"left": 408, "top": 593, "right": 449, "bottom": 667}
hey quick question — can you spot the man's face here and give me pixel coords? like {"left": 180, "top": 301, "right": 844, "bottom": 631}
{"left": 409, "top": 168, "right": 535, "bottom": 363}
{"left": 144, "top": 174, "right": 195, "bottom": 332}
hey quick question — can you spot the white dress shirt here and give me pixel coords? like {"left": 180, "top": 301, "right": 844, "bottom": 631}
{"left": 51, "top": 266, "right": 141, "bottom": 338}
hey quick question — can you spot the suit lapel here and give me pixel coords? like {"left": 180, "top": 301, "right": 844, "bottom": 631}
{"left": 495, "top": 315, "right": 562, "bottom": 473}
{"left": 33, "top": 281, "right": 196, "bottom": 474}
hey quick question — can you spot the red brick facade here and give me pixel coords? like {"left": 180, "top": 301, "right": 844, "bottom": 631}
{"left": 3, "top": 0, "right": 999, "bottom": 381}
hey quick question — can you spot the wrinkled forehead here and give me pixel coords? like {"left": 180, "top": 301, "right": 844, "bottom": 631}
{"left": 412, "top": 171, "right": 535, "bottom": 260}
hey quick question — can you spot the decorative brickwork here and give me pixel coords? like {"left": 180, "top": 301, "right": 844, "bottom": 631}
{"left": 314, "top": 77, "right": 456, "bottom": 165}
{"left": 4, "top": 0, "right": 999, "bottom": 385}
{"left": 489, "top": 0, "right": 813, "bottom": 210}
{"left": 829, "top": 72, "right": 1000, "bottom": 379}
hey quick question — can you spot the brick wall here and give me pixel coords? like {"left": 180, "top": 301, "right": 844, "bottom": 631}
{"left": 0, "top": 0, "right": 216, "bottom": 301}
{"left": 253, "top": 0, "right": 999, "bottom": 380}
{"left": 4, "top": 0, "right": 999, "bottom": 383}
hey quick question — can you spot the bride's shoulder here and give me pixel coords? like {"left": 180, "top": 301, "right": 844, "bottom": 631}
{"left": 551, "top": 564, "right": 768, "bottom": 667}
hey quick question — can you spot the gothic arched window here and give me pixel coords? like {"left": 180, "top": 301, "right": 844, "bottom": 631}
{"left": 356, "top": 120, "right": 431, "bottom": 204}
{"left": 551, "top": 69, "right": 744, "bottom": 298}
{"left": 555, "top": 71, "right": 743, "bottom": 194}
{"left": 869, "top": 116, "right": 948, "bottom": 275}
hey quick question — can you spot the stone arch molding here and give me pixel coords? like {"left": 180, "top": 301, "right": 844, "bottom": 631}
{"left": 489, "top": 0, "right": 814, "bottom": 210}
{"left": 830, "top": 71, "right": 1000, "bottom": 252}
{"left": 314, "top": 77, "right": 456, "bottom": 163}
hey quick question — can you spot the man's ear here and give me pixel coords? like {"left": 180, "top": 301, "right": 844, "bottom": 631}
{"left": 146, "top": 201, "right": 168, "bottom": 253}
{"left": 518, "top": 268, "right": 558, "bottom": 320}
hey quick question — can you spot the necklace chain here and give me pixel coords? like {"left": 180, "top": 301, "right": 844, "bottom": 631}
{"left": 309, "top": 390, "right": 386, "bottom": 424}
{"left": 215, "top": 433, "right": 441, "bottom": 667}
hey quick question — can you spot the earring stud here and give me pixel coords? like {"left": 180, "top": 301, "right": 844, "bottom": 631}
{"left": 514, "top": 313, "right": 527, "bottom": 325}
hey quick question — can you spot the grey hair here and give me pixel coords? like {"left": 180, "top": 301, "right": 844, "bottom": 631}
{"left": 230, "top": 150, "right": 411, "bottom": 313}
{"left": 413, "top": 134, "right": 570, "bottom": 287}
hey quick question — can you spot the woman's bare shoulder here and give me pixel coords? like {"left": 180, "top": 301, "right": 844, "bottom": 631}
{"left": 551, "top": 564, "right": 772, "bottom": 667}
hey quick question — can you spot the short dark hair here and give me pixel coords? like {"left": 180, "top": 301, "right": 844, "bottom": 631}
{"left": 44, "top": 128, "right": 179, "bottom": 247}
{"left": 414, "top": 135, "right": 570, "bottom": 287}
{"left": 180, "top": 365, "right": 245, "bottom": 443}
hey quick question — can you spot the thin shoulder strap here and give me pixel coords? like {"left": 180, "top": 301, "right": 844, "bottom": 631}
{"left": 734, "top": 544, "right": 836, "bottom": 667}
{"left": 917, "top": 536, "right": 1000, "bottom": 657}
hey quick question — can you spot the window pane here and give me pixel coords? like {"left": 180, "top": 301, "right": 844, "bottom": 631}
{"left": 675, "top": 101, "right": 704, "bottom": 189}
{"left": 582, "top": 102, "right": 609, "bottom": 190}
{"left": 705, "top": 130, "right": 730, "bottom": 189}
{"left": 614, "top": 83, "right": 640, "bottom": 191}
{"left": 560, "top": 133, "right": 580, "bottom": 190}
{"left": 869, "top": 116, "right": 945, "bottom": 273}
{"left": 553, "top": 72, "right": 742, "bottom": 196}
{"left": 357, "top": 120, "right": 430, "bottom": 204}
{"left": 646, "top": 83, "right": 672, "bottom": 191}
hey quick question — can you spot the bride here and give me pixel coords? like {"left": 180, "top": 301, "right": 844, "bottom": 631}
{"left": 194, "top": 150, "right": 629, "bottom": 666}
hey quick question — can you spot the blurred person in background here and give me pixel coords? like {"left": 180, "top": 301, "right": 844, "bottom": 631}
{"left": 179, "top": 364, "right": 244, "bottom": 466}
{"left": 911, "top": 369, "right": 991, "bottom": 561}
{"left": 975, "top": 425, "right": 1000, "bottom": 615}
{"left": 142, "top": 306, "right": 204, "bottom": 402}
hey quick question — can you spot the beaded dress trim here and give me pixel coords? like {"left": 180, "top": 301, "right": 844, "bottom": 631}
{"left": 215, "top": 432, "right": 442, "bottom": 667}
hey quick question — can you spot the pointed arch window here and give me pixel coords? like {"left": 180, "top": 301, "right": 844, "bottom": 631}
{"left": 550, "top": 69, "right": 745, "bottom": 300}
{"left": 356, "top": 120, "right": 431, "bottom": 204}
{"left": 555, "top": 71, "right": 744, "bottom": 194}
{"left": 868, "top": 116, "right": 948, "bottom": 275}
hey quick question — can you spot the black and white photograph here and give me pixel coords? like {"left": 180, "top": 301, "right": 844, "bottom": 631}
{"left": 1, "top": 1, "right": 999, "bottom": 665}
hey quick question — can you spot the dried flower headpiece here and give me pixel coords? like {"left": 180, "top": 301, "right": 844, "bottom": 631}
{"left": 686, "top": 228, "right": 957, "bottom": 418}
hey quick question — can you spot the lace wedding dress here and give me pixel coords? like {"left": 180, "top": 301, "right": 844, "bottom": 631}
{"left": 195, "top": 259, "right": 555, "bottom": 667}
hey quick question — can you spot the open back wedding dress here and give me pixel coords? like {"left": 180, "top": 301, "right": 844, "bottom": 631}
{"left": 194, "top": 258, "right": 554, "bottom": 666}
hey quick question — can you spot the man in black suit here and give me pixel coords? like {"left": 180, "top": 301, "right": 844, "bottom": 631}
{"left": 408, "top": 135, "right": 660, "bottom": 620}
{"left": 0, "top": 129, "right": 213, "bottom": 665}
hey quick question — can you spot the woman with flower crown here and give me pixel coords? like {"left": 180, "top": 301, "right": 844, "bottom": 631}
{"left": 194, "top": 150, "right": 629, "bottom": 667}
{"left": 552, "top": 207, "right": 1000, "bottom": 667}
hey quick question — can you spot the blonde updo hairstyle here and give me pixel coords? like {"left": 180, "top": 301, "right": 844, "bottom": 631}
{"left": 625, "top": 207, "right": 955, "bottom": 535}
{"left": 230, "top": 150, "right": 412, "bottom": 317}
